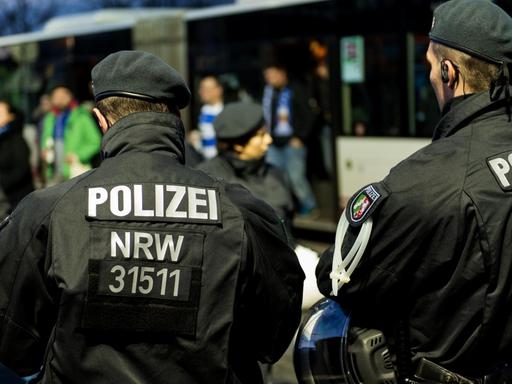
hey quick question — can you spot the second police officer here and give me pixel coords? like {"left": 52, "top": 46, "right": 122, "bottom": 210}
{"left": 317, "top": 0, "right": 512, "bottom": 382}
{"left": 198, "top": 101, "right": 295, "bottom": 238}
{"left": 0, "top": 51, "right": 304, "bottom": 383}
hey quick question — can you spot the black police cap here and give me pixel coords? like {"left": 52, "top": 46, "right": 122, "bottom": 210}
{"left": 214, "top": 102, "right": 266, "bottom": 140}
{"left": 91, "top": 50, "right": 191, "bottom": 109}
{"left": 429, "top": 0, "right": 512, "bottom": 65}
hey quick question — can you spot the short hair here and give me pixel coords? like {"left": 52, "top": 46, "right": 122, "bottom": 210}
{"left": 432, "top": 42, "right": 501, "bottom": 92}
{"left": 96, "top": 96, "right": 174, "bottom": 124}
{"left": 49, "top": 84, "right": 73, "bottom": 95}
{"left": 262, "top": 62, "right": 287, "bottom": 72}
{"left": 200, "top": 75, "right": 223, "bottom": 88}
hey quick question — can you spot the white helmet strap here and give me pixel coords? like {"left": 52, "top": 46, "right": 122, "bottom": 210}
{"left": 329, "top": 210, "right": 373, "bottom": 296}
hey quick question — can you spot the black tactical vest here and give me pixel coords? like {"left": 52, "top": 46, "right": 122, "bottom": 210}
{"left": 43, "top": 113, "right": 246, "bottom": 383}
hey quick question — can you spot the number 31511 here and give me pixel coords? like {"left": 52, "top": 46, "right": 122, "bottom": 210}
{"left": 109, "top": 265, "right": 181, "bottom": 297}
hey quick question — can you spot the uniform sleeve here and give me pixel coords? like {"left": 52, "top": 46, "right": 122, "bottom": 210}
{"left": 316, "top": 181, "right": 461, "bottom": 326}
{"left": 0, "top": 192, "right": 58, "bottom": 377}
{"left": 225, "top": 183, "right": 305, "bottom": 363}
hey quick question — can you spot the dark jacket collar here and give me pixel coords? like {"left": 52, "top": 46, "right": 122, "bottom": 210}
{"left": 101, "top": 111, "right": 185, "bottom": 163}
{"left": 432, "top": 88, "right": 512, "bottom": 141}
{"left": 220, "top": 152, "right": 266, "bottom": 177}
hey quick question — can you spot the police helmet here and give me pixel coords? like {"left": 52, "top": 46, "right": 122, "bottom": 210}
{"left": 294, "top": 298, "right": 397, "bottom": 384}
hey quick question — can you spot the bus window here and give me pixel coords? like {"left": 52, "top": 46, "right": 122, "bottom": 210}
{"left": 340, "top": 34, "right": 405, "bottom": 137}
{"left": 414, "top": 34, "right": 438, "bottom": 137}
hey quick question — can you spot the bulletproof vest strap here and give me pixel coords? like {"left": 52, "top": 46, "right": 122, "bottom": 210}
{"left": 330, "top": 209, "right": 373, "bottom": 296}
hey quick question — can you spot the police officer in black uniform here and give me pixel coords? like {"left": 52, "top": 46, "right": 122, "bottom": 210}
{"left": 316, "top": 0, "right": 512, "bottom": 381}
{"left": 0, "top": 51, "right": 304, "bottom": 384}
{"left": 198, "top": 102, "right": 295, "bottom": 238}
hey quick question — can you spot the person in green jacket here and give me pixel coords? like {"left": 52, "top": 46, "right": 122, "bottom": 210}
{"left": 40, "top": 85, "right": 101, "bottom": 185}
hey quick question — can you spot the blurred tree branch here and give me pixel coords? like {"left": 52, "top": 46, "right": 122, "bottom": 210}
{"left": 0, "top": 0, "right": 59, "bottom": 35}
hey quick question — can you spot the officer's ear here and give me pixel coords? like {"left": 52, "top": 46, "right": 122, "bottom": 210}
{"left": 93, "top": 107, "right": 109, "bottom": 133}
{"left": 442, "top": 59, "right": 460, "bottom": 89}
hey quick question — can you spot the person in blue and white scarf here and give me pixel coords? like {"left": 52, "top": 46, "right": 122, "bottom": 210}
{"left": 262, "top": 64, "right": 317, "bottom": 216}
{"left": 195, "top": 75, "right": 224, "bottom": 160}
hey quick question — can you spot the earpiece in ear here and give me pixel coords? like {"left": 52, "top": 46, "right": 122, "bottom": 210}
{"left": 441, "top": 61, "right": 449, "bottom": 84}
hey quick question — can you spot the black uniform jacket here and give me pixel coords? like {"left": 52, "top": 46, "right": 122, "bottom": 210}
{"left": 197, "top": 152, "right": 295, "bottom": 234}
{"left": 0, "top": 112, "right": 304, "bottom": 383}
{"left": 317, "top": 91, "right": 512, "bottom": 377}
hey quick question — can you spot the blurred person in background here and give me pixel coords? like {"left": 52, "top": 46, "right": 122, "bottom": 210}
{"left": 352, "top": 120, "right": 368, "bottom": 136}
{"left": 0, "top": 99, "right": 33, "bottom": 220}
{"left": 309, "top": 40, "right": 333, "bottom": 179}
{"left": 32, "top": 94, "right": 52, "bottom": 185}
{"left": 198, "top": 102, "right": 322, "bottom": 384}
{"left": 40, "top": 84, "right": 101, "bottom": 185}
{"left": 189, "top": 75, "right": 224, "bottom": 160}
{"left": 197, "top": 101, "right": 295, "bottom": 236}
{"left": 262, "top": 63, "right": 316, "bottom": 216}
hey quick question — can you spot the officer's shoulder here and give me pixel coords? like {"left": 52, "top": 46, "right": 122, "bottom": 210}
{"left": 386, "top": 138, "right": 466, "bottom": 191}
{"left": 223, "top": 181, "right": 280, "bottom": 224}
{"left": 6, "top": 172, "right": 93, "bottom": 229}
{"left": 266, "top": 162, "right": 286, "bottom": 177}
{"left": 192, "top": 165, "right": 279, "bottom": 223}
{"left": 195, "top": 158, "right": 236, "bottom": 186}
{"left": 345, "top": 182, "right": 390, "bottom": 227}
{"left": 195, "top": 156, "right": 223, "bottom": 173}
{"left": 33, "top": 171, "right": 93, "bottom": 207}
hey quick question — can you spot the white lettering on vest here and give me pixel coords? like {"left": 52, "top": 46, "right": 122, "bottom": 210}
{"left": 489, "top": 157, "right": 512, "bottom": 188}
{"left": 155, "top": 233, "right": 184, "bottom": 262}
{"left": 110, "top": 230, "right": 184, "bottom": 262}
{"left": 111, "top": 186, "right": 132, "bottom": 217}
{"left": 87, "top": 184, "right": 220, "bottom": 221}
{"left": 208, "top": 189, "right": 218, "bottom": 221}
{"left": 88, "top": 187, "right": 108, "bottom": 217}
{"left": 134, "top": 184, "right": 154, "bottom": 217}
{"left": 111, "top": 231, "right": 130, "bottom": 258}
{"left": 166, "top": 185, "right": 187, "bottom": 218}
{"left": 155, "top": 184, "right": 165, "bottom": 217}
{"left": 134, "top": 232, "right": 154, "bottom": 259}
{"left": 188, "top": 187, "right": 208, "bottom": 220}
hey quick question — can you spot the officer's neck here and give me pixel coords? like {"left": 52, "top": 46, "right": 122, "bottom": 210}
{"left": 441, "top": 93, "right": 475, "bottom": 116}
{"left": 101, "top": 111, "right": 185, "bottom": 162}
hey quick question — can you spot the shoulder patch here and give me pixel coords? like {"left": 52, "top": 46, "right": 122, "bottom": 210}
{"left": 346, "top": 183, "right": 389, "bottom": 226}
{"left": 487, "top": 151, "right": 512, "bottom": 191}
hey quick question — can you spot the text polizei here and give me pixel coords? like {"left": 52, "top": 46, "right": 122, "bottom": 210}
{"left": 87, "top": 183, "right": 220, "bottom": 223}
{"left": 488, "top": 152, "right": 512, "bottom": 191}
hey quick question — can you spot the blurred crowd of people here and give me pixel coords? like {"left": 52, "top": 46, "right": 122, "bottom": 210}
{"left": 0, "top": 84, "right": 102, "bottom": 219}
{"left": 2, "top": 45, "right": 342, "bottom": 230}
{"left": 187, "top": 54, "right": 338, "bottom": 223}
{"left": 0, "top": 49, "right": 334, "bottom": 384}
